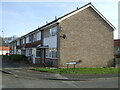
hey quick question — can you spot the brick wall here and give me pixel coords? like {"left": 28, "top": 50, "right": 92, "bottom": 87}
{"left": 59, "top": 7, "right": 114, "bottom": 68}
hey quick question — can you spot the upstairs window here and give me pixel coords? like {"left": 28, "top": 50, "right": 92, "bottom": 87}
{"left": 37, "top": 32, "right": 41, "bottom": 40}
{"left": 33, "top": 33, "right": 37, "bottom": 42}
{"left": 26, "top": 36, "right": 29, "bottom": 43}
{"left": 33, "top": 32, "right": 41, "bottom": 42}
{"left": 23, "top": 38, "right": 25, "bottom": 44}
{"left": 50, "top": 26, "right": 57, "bottom": 36}
{"left": 29, "top": 35, "right": 33, "bottom": 43}
{"left": 17, "top": 40, "right": 20, "bottom": 46}
{"left": 21, "top": 38, "right": 25, "bottom": 44}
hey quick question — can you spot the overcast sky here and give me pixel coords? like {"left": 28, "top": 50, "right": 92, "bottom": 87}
{"left": 0, "top": 0, "right": 119, "bottom": 39}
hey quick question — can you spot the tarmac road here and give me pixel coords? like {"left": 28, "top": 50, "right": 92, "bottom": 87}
{"left": 1, "top": 56, "right": 119, "bottom": 88}
{"left": 2, "top": 71, "right": 118, "bottom": 88}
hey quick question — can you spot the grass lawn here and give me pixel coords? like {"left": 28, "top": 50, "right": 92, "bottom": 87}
{"left": 29, "top": 67, "right": 120, "bottom": 74}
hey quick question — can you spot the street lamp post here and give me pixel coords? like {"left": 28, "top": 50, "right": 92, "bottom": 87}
{"left": 2, "top": 30, "right": 4, "bottom": 55}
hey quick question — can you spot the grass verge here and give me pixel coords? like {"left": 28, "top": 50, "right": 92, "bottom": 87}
{"left": 29, "top": 67, "right": 120, "bottom": 74}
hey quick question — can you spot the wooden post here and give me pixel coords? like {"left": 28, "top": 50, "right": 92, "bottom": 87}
{"left": 67, "top": 64, "right": 70, "bottom": 73}
{"left": 73, "top": 64, "right": 76, "bottom": 72}
{"left": 67, "top": 64, "right": 69, "bottom": 68}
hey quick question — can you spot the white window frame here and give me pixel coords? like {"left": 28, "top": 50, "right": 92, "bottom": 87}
{"left": 26, "top": 36, "right": 29, "bottom": 43}
{"left": 21, "top": 38, "right": 25, "bottom": 44}
{"left": 50, "top": 26, "right": 57, "bottom": 36}
{"left": 36, "top": 50, "right": 41, "bottom": 58}
{"left": 37, "top": 32, "right": 41, "bottom": 40}
{"left": 29, "top": 36, "right": 32, "bottom": 43}
{"left": 17, "top": 40, "right": 20, "bottom": 46}
{"left": 21, "top": 50, "right": 26, "bottom": 55}
{"left": 33, "top": 33, "right": 37, "bottom": 42}
{"left": 28, "top": 49, "right": 32, "bottom": 56}
{"left": 117, "top": 47, "right": 120, "bottom": 51}
{"left": 51, "top": 50, "right": 57, "bottom": 58}
{"left": 46, "top": 48, "right": 57, "bottom": 59}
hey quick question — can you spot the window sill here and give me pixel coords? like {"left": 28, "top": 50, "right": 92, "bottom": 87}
{"left": 45, "top": 58, "right": 58, "bottom": 60}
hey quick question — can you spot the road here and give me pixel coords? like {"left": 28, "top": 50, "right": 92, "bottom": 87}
{"left": 2, "top": 72, "right": 118, "bottom": 88}
{"left": 1, "top": 56, "right": 119, "bottom": 88}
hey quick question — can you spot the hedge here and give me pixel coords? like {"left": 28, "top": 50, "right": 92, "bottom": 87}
{"left": 9, "top": 54, "right": 26, "bottom": 62}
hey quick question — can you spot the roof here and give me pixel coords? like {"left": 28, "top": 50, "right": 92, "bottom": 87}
{"left": 0, "top": 47, "right": 10, "bottom": 51}
{"left": 38, "top": 2, "right": 115, "bottom": 30}
{"left": 114, "top": 39, "right": 120, "bottom": 47}
{"left": 57, "top": 2, "right": 115, "bottom": 29}
{"left": 10, "top": 2, "right": 115, "bottom": 43}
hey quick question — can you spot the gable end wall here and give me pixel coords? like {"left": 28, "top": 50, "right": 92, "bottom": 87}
{"left": 59, "top": 7, "right": 114, "bottom": 68}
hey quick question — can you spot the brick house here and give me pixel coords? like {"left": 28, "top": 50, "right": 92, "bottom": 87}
{"left": 9, "top": 3, "right": 115, "bottom": 68}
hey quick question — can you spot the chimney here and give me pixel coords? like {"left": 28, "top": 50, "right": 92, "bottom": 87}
{"left": 55, "top": 16, "right": 57, "bottom": 20}
{"left": 76, "top": 7, "right": 79, "bottom": 10}
{"left": 46, "top": 21, "right": 48, "bottom": 24}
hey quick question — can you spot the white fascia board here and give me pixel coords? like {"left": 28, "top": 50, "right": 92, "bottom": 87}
{"left": 58, "top": 4, "right": 115, "bottom": 30}
{"left": 58, "top": 4, "right": 91, "bottom": 22}
{"left": 26, "top": 22, "right": 58, "bottom": 37}
{"left": 14, "top": 22, "right": 57, "bottom": 42}
{"left": 90, "top": 5, "right": 116, "bottom": 30}
{"left": 25, "top": 35, "right": 29, "bottom": 38}
{"left": 23, "top": 29, "right": 40, "bottom": 38}
{"left": 40, "top": 22, "right": 58, "bottom": 30}
{"left": 32, "top": 29, "right": 41, "bottom": 35}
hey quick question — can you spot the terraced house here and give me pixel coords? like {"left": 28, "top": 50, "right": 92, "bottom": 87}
{"left": 9, "top": 3, "right": 115, "bottom": 68}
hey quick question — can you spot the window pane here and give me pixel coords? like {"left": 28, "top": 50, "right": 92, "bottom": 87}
{"left": 46, "top": 49, "right": 49, "bottom": 57}
{"left": 52, "top": 51, "right": 57, "bottom": 58}
{"left": 29, "top": 49, "right": 32, "bottom": 56}
{"left": 49, "top": 50, "right": 52, "bottom": 58}
{"left": 33, "top": 34, "right": 37, "bottom": 42}
{"left": 50, "top": 27, "right": 57, "bottom": 36}
{"left": 21, "top": 50, "right": 26, "bottom": 55}
{"left": 36, "top": 50, "right": 41, "bottom": 57}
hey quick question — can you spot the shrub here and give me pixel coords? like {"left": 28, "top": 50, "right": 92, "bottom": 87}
{"left": 45, "top": 60, "right": 53, "bottom": 67}
{"left": 10, "top": 54, "right": 26, "bottom": 62}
